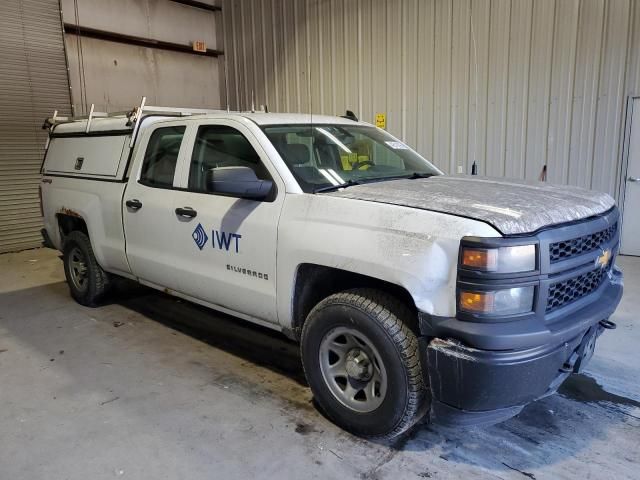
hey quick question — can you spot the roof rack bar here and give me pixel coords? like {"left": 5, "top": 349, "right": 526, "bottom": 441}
{"left": 129, "top": 96, "right": 147, "bottom": 148}
{"left": 85, "top": 104, "right": 95, "bottom": 133}
{"left": 142, "top": 105, "right": 227, "bottom": 115}
{"left": 43, "top": 99, "right": 240, "bottom": 132}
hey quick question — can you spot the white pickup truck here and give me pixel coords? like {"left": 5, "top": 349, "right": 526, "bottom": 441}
{"left": 40, "top": 104, "right": 623, "bottom": 439}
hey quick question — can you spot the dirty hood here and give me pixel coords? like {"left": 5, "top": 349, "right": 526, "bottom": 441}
{"left": 326, "top": 176, "right": 615, "bottom": 235}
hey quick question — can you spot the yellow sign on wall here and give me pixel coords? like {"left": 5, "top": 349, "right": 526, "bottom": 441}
{"left": 375, "top": 113, "right": 386, "bottom": 129}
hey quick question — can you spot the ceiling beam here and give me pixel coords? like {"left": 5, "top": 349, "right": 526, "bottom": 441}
{"left": 63, "top": 23, "right": 223, "bottom": 58}
{"left": 169, "top": 0, "right": 221, "bottom": 13}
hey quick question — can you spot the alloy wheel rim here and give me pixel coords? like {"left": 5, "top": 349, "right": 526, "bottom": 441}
{"left": 318, "top": 326, "right": 387, "bottom": 413}
{"left": 68, "top": 247, "right": 89, "bottom": 292}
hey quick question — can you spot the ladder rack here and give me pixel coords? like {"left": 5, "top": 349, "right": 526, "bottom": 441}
{"left": 43, "top": 96, "right": 232, "bottom": 137}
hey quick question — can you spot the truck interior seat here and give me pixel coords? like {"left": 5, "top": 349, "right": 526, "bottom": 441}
{"left": 281, "top": 143, "right": 311, "bottom": 166}
{"left": 315, "top": 143, "right": 341, "bottom": 171}
{"left": 279, "top": 143, "right": 337, "bottom": 187}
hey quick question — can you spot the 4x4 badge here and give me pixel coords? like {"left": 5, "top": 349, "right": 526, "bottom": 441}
{"left": 192, "top": 223, "right": 208, "bottom": 250}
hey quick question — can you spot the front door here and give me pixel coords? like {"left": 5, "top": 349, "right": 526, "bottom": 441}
{"left": 123, "top": 122, "right": 192, "bottom": 290}
{"left": 621, "top": 98, "right": 640, "bottom": 256}
{"left": 171, "top": 119, "right": 285, "bottom": 324}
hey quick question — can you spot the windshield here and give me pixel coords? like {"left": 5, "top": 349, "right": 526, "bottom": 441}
{"left": 262, "top": 124, "right": 441, "bottom": 192}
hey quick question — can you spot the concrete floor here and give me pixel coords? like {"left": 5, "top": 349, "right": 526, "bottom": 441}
{"left": 0, "top": 248, "right": 638, "bottom": 480}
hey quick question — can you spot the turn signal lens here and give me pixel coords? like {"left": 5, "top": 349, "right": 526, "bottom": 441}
{"left": 459, "top": 291, "right": 494, "bottom": 313}
{"left": 462, "top": 248, "right": 498, "bottom": 270}
{"left": 459, "top": 286, "right": 535, "bottom": 316}
{"left": 461, "top": 244, "right": 536, "bottom": 273}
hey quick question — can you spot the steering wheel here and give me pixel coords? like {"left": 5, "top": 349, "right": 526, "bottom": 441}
{"left": 351, "top": 160, "right": 374, "bottom": 170}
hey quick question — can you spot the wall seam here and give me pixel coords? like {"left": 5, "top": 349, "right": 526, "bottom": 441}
{"left": 564, "top": 0, "right": 582, "bottom": 184}
{"left": 542, "top": 0, "right": 558, "bottom": 179}
{"left": 522, "top": 0, "right": 534, "bottom": 179}
{"left": 588, "top": 0, "right": 609, "bottom": 189}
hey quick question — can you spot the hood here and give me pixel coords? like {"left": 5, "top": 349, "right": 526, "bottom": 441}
{"left": 325, "top": 176, "right": 615, "bottom": 235}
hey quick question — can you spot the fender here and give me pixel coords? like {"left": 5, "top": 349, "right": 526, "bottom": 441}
{"left": 276, "top": 192, "right": 501, "bottom": 329}
{"left": 41, "top": 176, "right": 132, "bottom": 276}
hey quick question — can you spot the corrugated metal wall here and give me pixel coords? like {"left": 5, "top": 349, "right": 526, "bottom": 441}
{"left": 0, "top": 0, "right": 72, "bottom": 253}
{"left": 222, "top": 0, "right": 640, "bottom": 197}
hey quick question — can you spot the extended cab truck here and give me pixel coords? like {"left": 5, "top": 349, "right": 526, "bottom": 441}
{"left": 40, "top": 105, "right": 623, "bottom": 439}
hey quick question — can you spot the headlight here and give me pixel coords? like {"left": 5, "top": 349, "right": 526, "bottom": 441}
{"left": 461, "top": 244, "right": 536, "bottom": 273}
{"left": 459, "top": 286, "right": 535, "bottom": 316}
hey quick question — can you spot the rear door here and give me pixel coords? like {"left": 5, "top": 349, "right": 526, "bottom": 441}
{"left": 171, "top": 119, "right": 285, "bottom": 324}
{"left": 123, "top": 121, "right": 192, "bottom": 290}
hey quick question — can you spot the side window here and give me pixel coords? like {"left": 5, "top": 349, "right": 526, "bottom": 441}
{"left": 188, "top": 125, "right": 271, "bottom": 193}
{"left": 139, "top": 126, "right": 186, "bottom": 188}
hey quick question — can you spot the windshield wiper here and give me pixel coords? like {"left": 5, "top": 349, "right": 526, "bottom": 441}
{"left": 314, "top": 179, "right": 361, "bottom": 193}
{"left": 407, "top": 172, "right": 435, "bottom": 179}
{"left": 313, "top": 173, "right": 435, "bottom": 193}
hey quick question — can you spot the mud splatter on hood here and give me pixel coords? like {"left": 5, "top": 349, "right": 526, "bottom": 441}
{"left": 325, "top": 175, "right": 615, "bottom": 235}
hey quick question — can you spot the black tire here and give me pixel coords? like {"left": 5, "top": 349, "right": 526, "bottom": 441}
{"left": 62, "top": 231, "right": 111, "bottom": 307}
{"left": 300, "top": 288, "right": 429, "bottom": 439}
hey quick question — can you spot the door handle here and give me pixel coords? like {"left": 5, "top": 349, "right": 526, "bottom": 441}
{"left": 175, "top": 207, "right": 197, "bottom": 218}
{"left": 126, "top": 199, "right": 142, "bottom": 210}
{"left": 628, "top": 176, "right": 640, "bottom": 183}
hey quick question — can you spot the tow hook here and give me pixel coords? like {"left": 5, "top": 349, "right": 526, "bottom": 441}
{"left": 560, "top": 351, "right": 579, "bottom": 373}
{"left": 599, "top": 319, "right": 617, "bottom": 330}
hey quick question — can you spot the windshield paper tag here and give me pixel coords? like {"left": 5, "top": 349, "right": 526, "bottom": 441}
{"left": 385, "top": 141, "right": 408, "bottom": 150}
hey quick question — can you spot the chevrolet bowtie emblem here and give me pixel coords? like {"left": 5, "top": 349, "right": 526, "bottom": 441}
{"left": 595, "top": 249, "right": 612, "bottom": 269}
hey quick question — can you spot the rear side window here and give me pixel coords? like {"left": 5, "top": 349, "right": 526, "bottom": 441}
{"left": 188, "top": 125, "right": 271, "bottom": 193}
{"left": 139, "top": 126, "right": 186, "bottom": 188}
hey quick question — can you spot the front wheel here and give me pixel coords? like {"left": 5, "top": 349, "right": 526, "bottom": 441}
{"left": 301, "top": 289, "right": 429, "bottom": 439}
{"left": 63, "top": 231, "right": 111, "bottom": 307}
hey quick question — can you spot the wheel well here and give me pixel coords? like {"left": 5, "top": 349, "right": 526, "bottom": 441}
{"left": 291, "top": 264, "right": 417, "bottom": 340}
{"left": 57, "top": 213, "right": 88, "bottom": 243}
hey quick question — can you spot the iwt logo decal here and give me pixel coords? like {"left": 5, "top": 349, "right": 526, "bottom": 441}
{"left": 191, "top": 223, "right": 242, "bottom": 253}
{"left": 192, "top": 223, "right": 208, "bottom": 250}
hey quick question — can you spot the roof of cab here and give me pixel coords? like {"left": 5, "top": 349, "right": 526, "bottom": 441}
{"left": 154, "top": 111, "right": 371, "bottom": 126}
{"left": 50, "top": 111, "right": 372, "bottom": 135}
{"left": 233, "top": 112, "right": 370, "bottom": 126}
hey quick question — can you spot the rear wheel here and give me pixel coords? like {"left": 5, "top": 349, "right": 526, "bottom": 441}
{"left": 301, "top": 289, "right": 429, "bottom": 439}
{"left": 63, "top": 231, "right": 111, "bottom": 306}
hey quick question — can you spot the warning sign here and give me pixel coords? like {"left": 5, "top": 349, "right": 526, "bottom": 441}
{"left": 192, "top": 40, "right": 207, "bottom": 53}
{"left": 375, "top": 113, "right": 386, "bottom": 129}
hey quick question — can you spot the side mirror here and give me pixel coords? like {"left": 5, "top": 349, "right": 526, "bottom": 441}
{"left": 206, "top": 166, "right": 273, "bottom": 200}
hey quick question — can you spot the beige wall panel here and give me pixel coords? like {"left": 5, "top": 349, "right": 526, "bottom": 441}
{"left": 61, "top": 0, "right": 218, "bottom": 48}
{"left": 66, "top": 37, "right": 220, "bottom": 112}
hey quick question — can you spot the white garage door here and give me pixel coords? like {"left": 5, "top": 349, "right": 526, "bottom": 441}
{"left": 0, "top": 0, "right": 71, "bottom": 253}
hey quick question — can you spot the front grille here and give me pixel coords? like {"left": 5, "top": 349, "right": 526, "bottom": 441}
{"left": 546, "top": 268, "right": 609, "bottom": 312}
{"left": 549, "top": 222, "right": 617, "bottom": 263}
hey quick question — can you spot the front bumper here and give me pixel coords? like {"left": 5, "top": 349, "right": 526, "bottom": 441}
{"left": 419, "top": 268, "right": 623, "bottom": 426}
